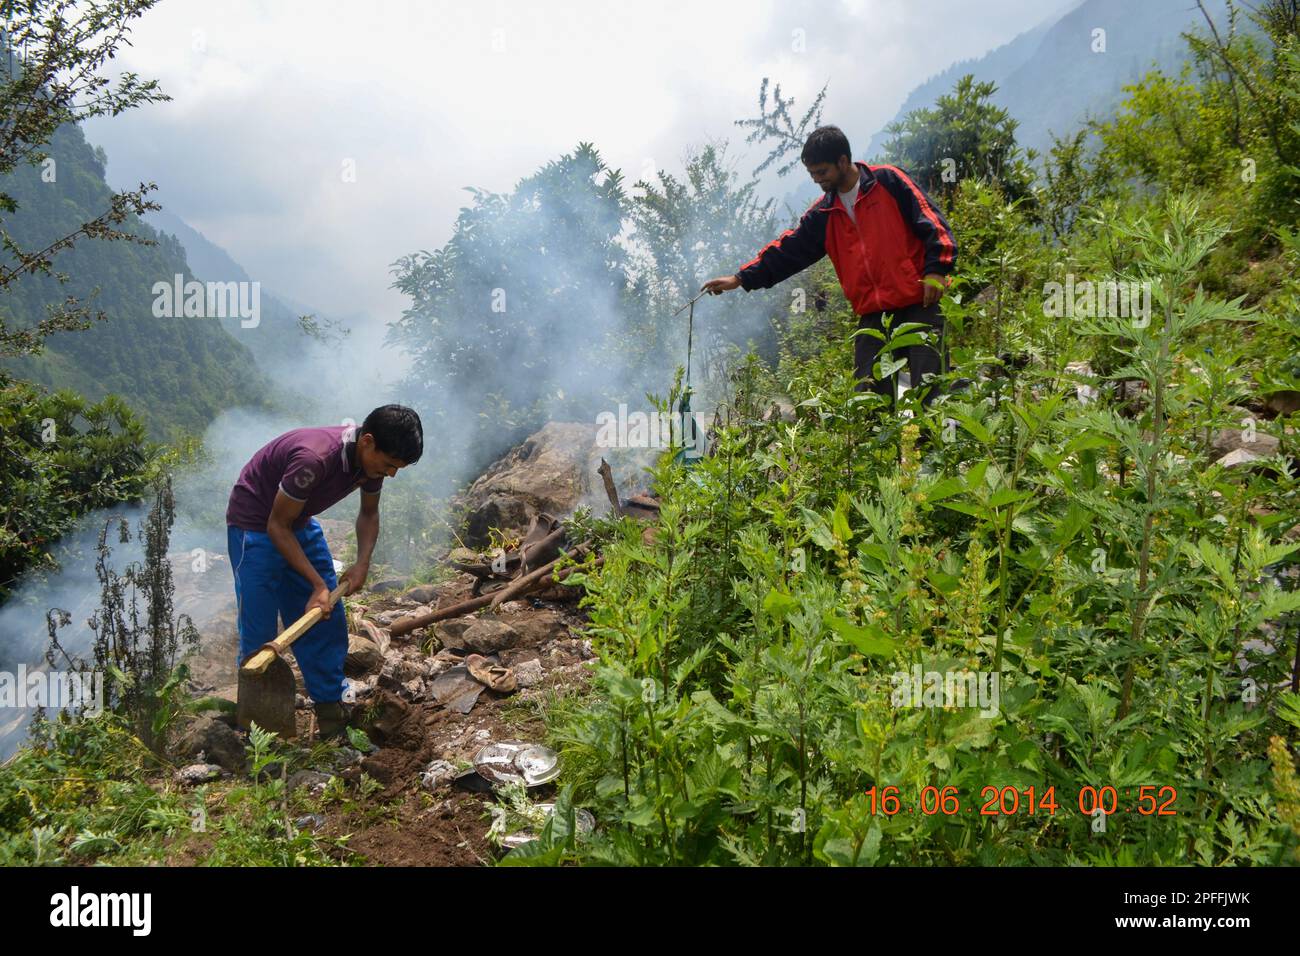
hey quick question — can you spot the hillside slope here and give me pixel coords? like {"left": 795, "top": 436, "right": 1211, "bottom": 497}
{"left": 866, "top": 0, "right": 1213, "bottom": 158}
{"left": 0, "top": 123, "right": 274, "bottom": 442}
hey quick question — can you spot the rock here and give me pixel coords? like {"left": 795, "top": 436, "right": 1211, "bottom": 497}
{"left": 460, "top": 421, "right": 655, "bottom": 544}
{"left": 498, "top": 648, "right": 539, "bottom": 668}
{"left": 175, "top": 763, "right": 223, "bottom": 785}
{"left": 1063, "top": 361, "right": 1098, "bottom": 405}
{"left": 434, "top": 619, "right": 473, "bottom": 647}
{"left": 507, "top": 614, "right": 567, "bottom": 645}
{"left": 330, "top": 747, "right": 364, "bottom": 770}
{"left": 360, "top": 619, "right": 391, "bottom": 654}
{"left": 448, "top": 547, "right": 480, "bottom": 564}
{"left": 294, "top": 813, "right": 326, "bottom": 831}
{"left": 381, "top": 653, "right": 425, "bottom": 683}
{"left": 368, "top": 579, "right": 406, "bottom": 594}
{"left": 420, "top": 759, "right": 459, "bottom": 792}
{"left": 1264, "top": 390, "right": 1300, "bottom": 417}
{"left": 286, "top": 770, "right": 334, "bottom": 793}
{"left": 453, "top": 619, "right": 520, "bottom": 655}
{"left": 429, "top": 667, "right": 486, "bottom": 714}
{"left": 514, "top": 659, "right": 545, "bottom": 688}
{"left": 1217, "top": 447, "right": 1266, "bottom": 470}
{"left": 345, "top": 634, "right": 384, "bottom": 676}
{"left": 1209, "top": 419, "right": 1279, "bottom": 460}
{"left": 403, "top": 584, "right": 439, "bottom": 604}
{"left": 175, "top": 716, "right": 247, "bottom": 773}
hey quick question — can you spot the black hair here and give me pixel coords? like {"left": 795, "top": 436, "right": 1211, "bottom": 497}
{"left": 360, "top": 404, "right": 423, "bottom": 464}
{"left": 801, "top": 125, "right": 852, "bottom": 167}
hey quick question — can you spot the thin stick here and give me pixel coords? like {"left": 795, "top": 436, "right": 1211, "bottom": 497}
{"left": 389, "top": 553, "right": 602, "bottom": 635}
{"left": 491, "top": 540, "right": 593, "bottom": 609}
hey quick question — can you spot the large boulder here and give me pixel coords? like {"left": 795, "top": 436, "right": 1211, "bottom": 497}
{"left": 1209, "top": 411, "right": 1280, "bottom": 461}
{"left": 459, "top": 422, "right": 656, "bottom": 545}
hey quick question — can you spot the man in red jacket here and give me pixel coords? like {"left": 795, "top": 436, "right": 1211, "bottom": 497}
{"left": 703, "top": 125, "right": 957, "bottom": 405}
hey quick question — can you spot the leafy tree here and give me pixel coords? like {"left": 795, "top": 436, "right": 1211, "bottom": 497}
{"left": 878, "top": 74, "right": 1035, "bottom": 204}
{"left": 0, "top": 0, "right": 169, "bottom": 356}
{"left": 734, "top": 77, "right": 827, "bottom": 179}
{"left": 0, "top": 380, "right": 163, "bottom": 598}
{"left": 1095, "top": 0, "right": 1300, "bottom": 231}
{"left": 628, "top": 143, "right": 785, "bottom": 379}
{"left": 387, "top": 143, "right": 632, "bottom": 483}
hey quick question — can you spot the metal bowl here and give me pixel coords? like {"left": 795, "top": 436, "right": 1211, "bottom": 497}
{"left": 473, "top": 740, "right": 560, "bottom": 787}
{"left": 516, "top": 745, "right": 560, "bottom": 786}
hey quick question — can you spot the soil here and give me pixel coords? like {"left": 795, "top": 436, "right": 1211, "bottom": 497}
{"left": 170, "top": 564, "right": 594, "bottom": 867}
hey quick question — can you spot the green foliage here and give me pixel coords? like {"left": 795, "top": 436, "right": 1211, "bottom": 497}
{"left": 1094, "top": 1, "right": 1300, "bottom": 248}
{"left": 47, "top": 475, "right": 199, "bottom": 755}
{"left": 879, "top": 74, "right": 1036, "bottom": 204}
{"left": 0, "top": 711, "right": 182, "bottom": 865}
{"left": 0, "top": 376, "right": 162, "bottom": 598}
{"left": 0, "top": 123, "right": 275, "bottom": 442}
{"left": 544, "top": 194, "right": 1300, "bottom": 866}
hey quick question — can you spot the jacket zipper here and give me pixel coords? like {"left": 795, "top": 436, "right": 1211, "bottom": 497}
{"left": 833, "top": 166, "right": 886, "bottom": 314}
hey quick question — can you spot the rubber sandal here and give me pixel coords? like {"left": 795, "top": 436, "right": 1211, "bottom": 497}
{"left": 465, "top": 654, "right": 517, "bottom": 693}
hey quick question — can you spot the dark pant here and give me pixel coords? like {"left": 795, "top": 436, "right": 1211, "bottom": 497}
{"left": 853, "top": 300, "right": 946, "bottom": 406}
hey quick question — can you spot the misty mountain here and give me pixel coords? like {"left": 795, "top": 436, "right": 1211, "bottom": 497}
{"left": 0, "top": 122, "right": 274, "bottom": 443}
{"left": 866, "top": 0, "right": 1219, "bottom": 160}
{"left": 144, "top": 208, "right": 333, "bottom": 370}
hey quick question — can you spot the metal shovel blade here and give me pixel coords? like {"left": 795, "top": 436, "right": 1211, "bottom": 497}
{"left": 237, "top": 652, "right": 297, "bottom": 739}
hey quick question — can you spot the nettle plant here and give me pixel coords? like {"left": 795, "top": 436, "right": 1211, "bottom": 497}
{"left": 547, "top": 192, "right": 1299, "bottom": 866}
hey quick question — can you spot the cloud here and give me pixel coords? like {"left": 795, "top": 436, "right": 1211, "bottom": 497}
{"left": 84, "top": 0, "right": 1076, "bottom": 323}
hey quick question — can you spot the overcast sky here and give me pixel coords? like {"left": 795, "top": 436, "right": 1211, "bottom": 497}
{"left": 85, "top": 0, "right": 1077, "bottom": 326}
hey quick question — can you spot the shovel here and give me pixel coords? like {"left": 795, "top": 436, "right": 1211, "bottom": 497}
{"left": 236, "top": 580, "right": 352, "bottom": 739}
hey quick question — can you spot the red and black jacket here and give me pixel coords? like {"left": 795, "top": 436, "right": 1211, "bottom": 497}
{"left": 737, "top": 162, "right": 957, "bottom": 315}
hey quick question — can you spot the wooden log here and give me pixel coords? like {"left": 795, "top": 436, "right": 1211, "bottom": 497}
{"left": 520, "top": 525, "right": 567, "bottom": 572}
{"left": 597, "top": 458, "right": 623, "bottom": 516}
{"left": 389, "top": 552, "right": 604, "bottom": 635}
{"left": 490, "top": 539, "right": 591, "bottom": 610}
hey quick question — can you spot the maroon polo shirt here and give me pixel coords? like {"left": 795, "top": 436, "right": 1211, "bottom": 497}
{"left": 226, "top": 425, "right": 383, "bottom": 532}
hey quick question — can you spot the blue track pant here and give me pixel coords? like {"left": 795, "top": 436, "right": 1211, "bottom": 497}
{"left": 227, "top": 519, "right": 348, "bottom": 704}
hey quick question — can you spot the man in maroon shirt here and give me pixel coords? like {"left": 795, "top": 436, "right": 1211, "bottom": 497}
{"left": 226, "top": 405, "right": 423, "bottom": 738}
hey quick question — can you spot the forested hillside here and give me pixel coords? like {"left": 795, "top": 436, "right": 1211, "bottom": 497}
{"left": 865, "top": 0, "right": 1217, "bottom": 159}
{"left": 0, "top": 122, "right": 273, "bottom": 443}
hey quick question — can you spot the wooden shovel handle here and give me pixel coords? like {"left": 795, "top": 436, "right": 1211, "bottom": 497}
{"left": 241, "top": 580, "right": 352, "bottom": 675}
